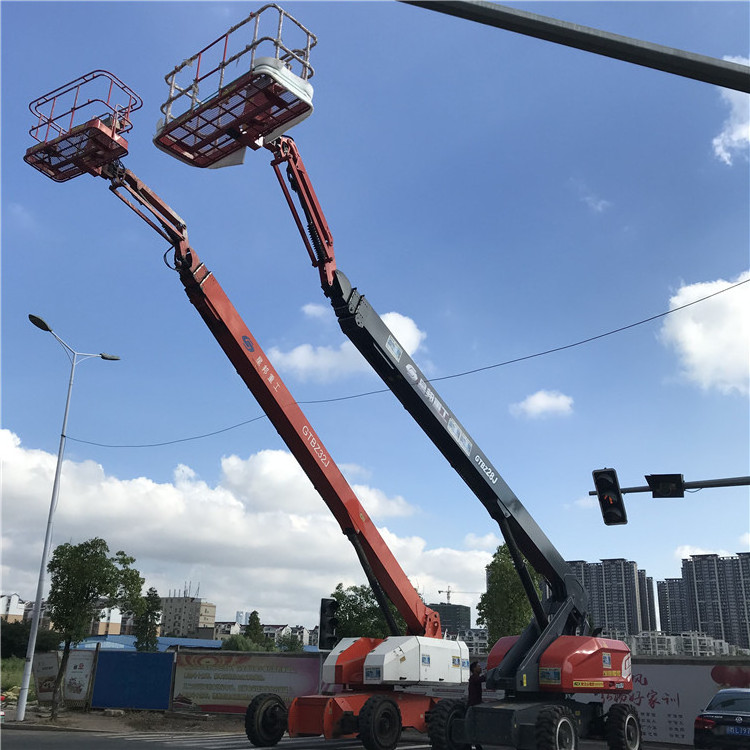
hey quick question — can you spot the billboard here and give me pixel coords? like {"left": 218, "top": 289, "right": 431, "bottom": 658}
{"left": 173, "top": 651, "right": 324, "bottom": 713}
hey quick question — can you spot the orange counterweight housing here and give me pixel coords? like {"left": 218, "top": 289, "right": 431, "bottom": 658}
{"left": 288, "top": 692, "right": 439, "bottom": 739}
{"left": 488, "top": 634, "right": 632, "bottom": 695}
{"left": 538, "top": 635, "right": 633, "bottom": 694}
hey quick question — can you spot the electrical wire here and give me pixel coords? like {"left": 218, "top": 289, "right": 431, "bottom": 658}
{"left": 68, "top": 276, "right": 749, "bottom": 449}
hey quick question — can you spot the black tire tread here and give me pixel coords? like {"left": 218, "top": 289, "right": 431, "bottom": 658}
{"left": 535, "top": 704, "right": 578, "bottom": 750}
{"left": 358, "top": 694, "right": 402, "bottom": 750}
{"left": 606, "top": 704, "right": 642, "bottom": 750}
{"left": 426, "top": 699, "right": 470, "bottom": 750}
{"left": 245, "top": 692, "right": 287, "bottom": 746}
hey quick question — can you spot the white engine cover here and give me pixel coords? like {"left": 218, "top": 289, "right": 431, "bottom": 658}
{"left": 363, "top": 636, "right": 469, "bottom": 686}
{"left": 320, "top": 637, "right": 363, "bottom": 685}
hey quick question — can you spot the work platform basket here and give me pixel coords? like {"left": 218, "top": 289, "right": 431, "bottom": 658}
{"left": 24, "top": 70, "right": 143, "bottom": 182}
{"left": 153, "top": 3, "right": 316, "bottom": 168}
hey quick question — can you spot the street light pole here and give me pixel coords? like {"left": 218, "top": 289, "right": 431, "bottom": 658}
{"left": 16, "top": 315, "right": 119, "bottom": 722}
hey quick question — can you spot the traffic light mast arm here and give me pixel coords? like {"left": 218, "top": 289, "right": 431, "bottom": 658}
{"left": 97, "top": 159, "right": 441, "bottom": 639}
{"left": 588, "top": 474, "right": 750, "bottom": 496}
{"left": 400, "top": 1, "right": 750, "bottom": 93}
{"left": 266, "top": 137, "right": 589, "bottom": 641}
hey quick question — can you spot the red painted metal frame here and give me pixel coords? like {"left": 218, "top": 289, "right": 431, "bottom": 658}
{"left": 154, "top": 3, "right": 315, "bottom": 168}
{"left": 153, "top": 68, "right": 312, "bottom": 167}
{"left": 24, "top": 70, "right": 142, "bottom": 182}
{"left": 268, "top": 137, "right": 337, "bottom": 289}
{"left": 97, "top": 161, "right": 444, "bottom": 737}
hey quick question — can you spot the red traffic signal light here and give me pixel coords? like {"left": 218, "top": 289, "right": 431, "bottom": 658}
{"left": 592, "top": 468, "right": 628, "bottom": 526}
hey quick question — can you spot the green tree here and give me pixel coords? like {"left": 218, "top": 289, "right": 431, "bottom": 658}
{"left": 221, "top": 634, "right": 275, "bottom": 651}
{"left": 277, "top": 633, "right": 303, "bottom": 652}
{"left": 476, "top": 544, "right": 543, "bottom": 646}
{"left": 244, "top": 610, "right": 265, "bottom": 643}
{"left": 129, "top": 587, "right": 162, "bottom": 652}
{"left": 45, "top": 538, "right": 143, "bottom": 717}
{"left": 0, "top": 621, "right": 62, "bottom": 659}
{"left": 330, "top": 583, "right": 406, "bottom": 639}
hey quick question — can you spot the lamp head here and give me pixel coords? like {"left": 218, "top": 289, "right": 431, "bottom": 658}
{"left": 28, "top": 314, "right": 52, "bottom": 332}
{"left": 100, "top": 353, "right": 120, "bottom": 361}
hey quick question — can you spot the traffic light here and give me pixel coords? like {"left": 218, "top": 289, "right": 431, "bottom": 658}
{"left": 319, "top": 597, "right": 339, "bottom": 651}
{"left": 592, "top": 468, "right": 628, "bottom": 526}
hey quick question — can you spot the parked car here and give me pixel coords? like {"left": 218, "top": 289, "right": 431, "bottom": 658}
{"left": 694, "top": 688, "right": 750, "bottom": 748}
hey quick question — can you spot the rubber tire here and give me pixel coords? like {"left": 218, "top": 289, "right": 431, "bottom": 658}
{"left": 245, "top": 692, "right": 288, "bottom": 746}
{"left": 606, "top": 705, "right": 642, "bottom": 750}
{"left": 535, "top": 705, "right": 579, "bottom": 750}
{"left": 358, "top": 694, "right": 402, "bottom": 750}
{"left": 426, "top": 699, "right": 471, "bottom": 750}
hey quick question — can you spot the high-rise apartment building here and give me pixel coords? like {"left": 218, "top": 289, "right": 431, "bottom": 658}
{"left": 566, "top": 558, "right": 655, "bottom": 635}
{"left": 657, "top": 578, "right": 689, "bottom": 634}
{"left": 638, "top": 570, "right": 656, "bottom": 631}
{"left": 681, "top": 553, "right": 749, "bottom": 649}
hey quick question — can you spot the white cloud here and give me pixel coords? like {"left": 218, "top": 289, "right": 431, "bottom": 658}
{"left": 7, "top": 202, "right": 38, "bottom": 231}
{"left": 351, "top": 485, "right": 414, "bottom": 518}
{"left": 712, "top": 57, "right": 750, "bottom": 166}
{"left": 302, "top": 303, "right": 330, "bottom": 320}
{"left": 574, "top": 495, "right": 598, "bottom": 510}
{"left": 380, "top": 312, "right": 426, "bottom": 355}
{"left": 0, "top": 429, "right": 485, "bottom": 626}
{"left": 568, "top": 178, "right": 612, "bottom": 213}
{"left": 740, "top": 532, "right": 750, "bottom": 550}
{"left": 510, "top": 390, "right": 574, "bottom": 419}
{"left": 660, "top": 271, "right": 750, "bottom": 395}
{"left": 464, "top": 532, "right": 501, "bottom": 551}
{"left": 268, "top": 311, "right": 426, "bottom": 382}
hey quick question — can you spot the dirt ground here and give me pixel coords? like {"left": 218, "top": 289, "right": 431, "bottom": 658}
{"left": 3, "top": 704, "right": 247, "bottom": 734}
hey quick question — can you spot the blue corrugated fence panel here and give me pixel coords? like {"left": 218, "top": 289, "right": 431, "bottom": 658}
{"left": 91, "top": 651, "right": 174, "bottom": 710}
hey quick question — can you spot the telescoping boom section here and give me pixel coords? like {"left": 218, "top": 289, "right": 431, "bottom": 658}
{"left": 23, "top": 64, "right": 471, "bottom": 750}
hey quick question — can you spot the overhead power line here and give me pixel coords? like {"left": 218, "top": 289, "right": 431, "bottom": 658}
{"left": 69, "top": 276, "right": 748, "bottom": 449}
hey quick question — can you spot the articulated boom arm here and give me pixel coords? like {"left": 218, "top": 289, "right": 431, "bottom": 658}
{"left": 268, "top": 137, "right": 590, "bottom": 687}
{"left": 98, "top": 159, "right": 441, "bottom": 640}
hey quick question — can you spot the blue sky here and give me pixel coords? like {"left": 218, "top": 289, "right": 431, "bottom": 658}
{"left": 2, "top": 1, "right": 748, "bottom": 629}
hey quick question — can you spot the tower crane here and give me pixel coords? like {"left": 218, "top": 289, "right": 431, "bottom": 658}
{"left": 437, "top": 588, "right": 481, "bottom": 605}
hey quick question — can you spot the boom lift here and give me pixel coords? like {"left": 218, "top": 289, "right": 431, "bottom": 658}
{"left": 23, "top": 23, "right": 469, "bottom": 749}
{"left": 260, "top": 134, "right": 642, "bottom": 750}
{"left": 146, "top": 12, "right": 641, "bottom": 744}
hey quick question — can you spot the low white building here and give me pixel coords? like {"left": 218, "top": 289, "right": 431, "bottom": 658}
{"left": 290, "top": 625, "right": 311, "bottom": 646}
{"left": 451, "top": 628, "right": 489, "bottom": 656}
{"left": 214, "top": 621, "right": 242, "bottom": 641}
{"left": 263, "top": 624, "right": 290, "bottom": 643}
{"left": 618, "top": 630, "right": 750, "bottom": 657}
{"left": 0, "top": 593, "right": 27, "bottom": 623}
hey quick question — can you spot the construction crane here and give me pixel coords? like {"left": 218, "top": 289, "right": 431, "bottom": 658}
{"left": 437, "top": 588, "right": 481, "bottom": 605}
